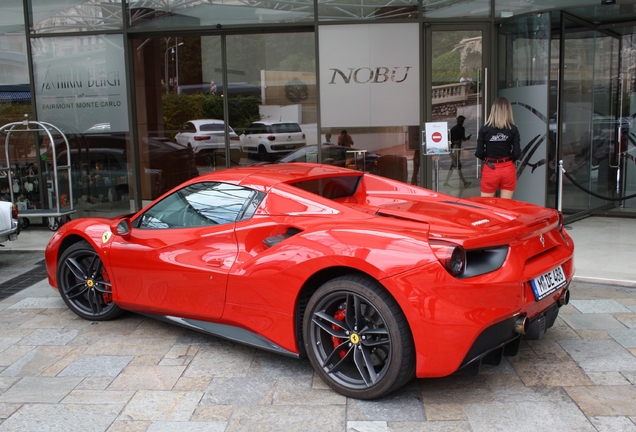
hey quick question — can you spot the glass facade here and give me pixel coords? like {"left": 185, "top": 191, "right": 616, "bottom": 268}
{"left": 2, "top": 0, "right": 636, "bottom": 225}
{"left": 29, "top": 0, "right": 124, "bottom": 33}
{"left": 0, "top": 0, "right": 33, "bottom": 210}
{"left": 498, "top": 13, "right": 550, "bottom": 207}
{"left": 128, "top": 0, "right": 314, "bottom": 27}
{"left": 431, "top": 29, "right": 483, "bottom": 195}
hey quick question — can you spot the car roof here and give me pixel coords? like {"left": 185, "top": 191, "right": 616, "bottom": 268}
{"left": 252, "top": 121, "right": 300, "bottom": 126}
{"left": 188, "top": 119, "right": 225, "bottom": 125}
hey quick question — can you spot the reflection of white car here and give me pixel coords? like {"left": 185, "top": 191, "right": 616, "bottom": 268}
{"left": 240, "top": 121, "right": 306, "bottom": 160}
{"left": 175, "top": 120, "right": 240, "bottom": 156}
{"left": 0, "top": 201, "right": 19, "bottom": 244}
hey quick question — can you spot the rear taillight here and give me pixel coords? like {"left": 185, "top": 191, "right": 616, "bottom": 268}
{"left": 430, "top": 241, "right": 465, "bottom": 277}
{"left": 230, "top": 136, "right": 240, "bottom": 141}
{"left": 194, "top": 135, "right": 211, "bottom": 141}
{"left": 267, "top": 135, "right": 276, "bottom": 141}
{"left": 302, "top": 133, "right": 306, "bottom": 139}
{"left": 11, "top": 204, "right": 18, "bottom": 219}
{"left": 557, "top": 211, "right": 567, "bottom": 240}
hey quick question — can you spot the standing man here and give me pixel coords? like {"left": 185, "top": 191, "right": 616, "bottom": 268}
{"left": 444, "top": 115, "right": 471, "bottom": 187}
{"left": 338, "top": 130, "right": 354, "bottom": 148}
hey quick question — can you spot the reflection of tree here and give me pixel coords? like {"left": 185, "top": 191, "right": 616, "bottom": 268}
{"left": 463, "top": 52, "right": 481, "bottom": 73}
{"left": 432, "top": 50, "right": 460, "bottom": 85}
{"left": 202, "top": 34, "right": 315, "bottom": 86}
{"left": 432, "top": 32, "right": 472, "bottom": 58}
{"left": 432, "top": 31, "right": 482, "bottom": 86}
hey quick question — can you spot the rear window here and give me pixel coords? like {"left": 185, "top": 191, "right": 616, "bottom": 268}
{"left": 271, "top": 123, "right": 302, "bottom": 133}
{"left": 200, "top": 123, "right": 224, "bottom": 132}
{"left": 290, "top": 175, "right": 361, "bottom": 199}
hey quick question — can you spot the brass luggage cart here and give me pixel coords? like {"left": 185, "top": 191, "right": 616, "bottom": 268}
{"left": 0, "top": 115, "right": 75, "bottom": 231}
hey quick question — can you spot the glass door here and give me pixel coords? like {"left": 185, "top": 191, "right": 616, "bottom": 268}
{"left": 426, "top": 25, "right": 489, "bottom": 196}
{"left": 619, "top": 33, "right": 636, "bottom": 214}
{"left": 558, "top": 21, "right": 621, "bottom": 218}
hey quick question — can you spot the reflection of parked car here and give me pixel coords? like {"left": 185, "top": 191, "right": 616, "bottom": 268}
{"left": 276, "top": 144, "right": 408, "bottom": 182}
{"left": 80, "top": 134, "right": 199, "bottom": 199}
{"left": 278, "top": 144, "right": 378, "bottom": 168}
{"left": 240, "top": 121, "right": 306, "bottom": 160}
{"left": 46, "top": 163, "right": 574, "bottom": 400}
{"left": 143, "top": 137, "right": 199, "bottom": 193}
{"left": 0, "top": 201, "right": 19, "bottom": 244}
{"left": 59, "top": 148, "right": 136, "bottom": 202}
{"left": 67, "top": 123, "right": 199, "bottom": 198}
{"left": 177, "top": 82, "right": 261, "bottom": 98}
{"left": 175, "top": 120, "right": 240, "bottom": 159}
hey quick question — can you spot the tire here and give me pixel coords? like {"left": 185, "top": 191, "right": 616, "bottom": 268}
{"left": 258, "top": 145, "right": 268, "bottom": 161}
{"left": 48, "top": 217, "right": 59, "bottom": 231}
{"left": 57, "top": 241, "right": 124, "bottom": 321}
{"left": 303, "top": 275, "right": 415, "bottom": 399}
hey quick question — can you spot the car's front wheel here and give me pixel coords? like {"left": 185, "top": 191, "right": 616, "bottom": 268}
{"left": 57, "top": 241, "right": 124, "bottom": 321}
{"left": 303, "top": 275, "right": 415, "bottom": 399}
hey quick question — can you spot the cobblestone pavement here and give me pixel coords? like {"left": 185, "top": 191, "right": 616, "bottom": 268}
{"left": 0, "top": 252, "right": 635, "bottom": 431}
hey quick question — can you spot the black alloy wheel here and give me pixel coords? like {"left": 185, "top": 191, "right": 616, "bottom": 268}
{"left": 57, "top": 241, "right": 123, "bottom": 321}
{"left": 304, "top": 275, "right": 415, "bottom": 399}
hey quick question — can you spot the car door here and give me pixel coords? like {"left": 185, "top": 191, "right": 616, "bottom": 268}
{"left": 108, "top": 181, "right": 262, "bottom": 320}
{"left": 240, "top": 123, "right": 256, "bottom": 150}
{"left": 175, "top": 122, "right": 196, "bottom": 147}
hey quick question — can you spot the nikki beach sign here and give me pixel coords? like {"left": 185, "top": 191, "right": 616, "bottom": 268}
{"left": 32, "top": 34, "right": 129, "bottom": 133}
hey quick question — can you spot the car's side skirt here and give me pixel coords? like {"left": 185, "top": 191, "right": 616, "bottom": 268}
{"left": 140, "top": 313, "right": 300, "bottom": 358}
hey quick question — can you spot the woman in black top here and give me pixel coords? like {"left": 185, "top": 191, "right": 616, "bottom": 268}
{"left": 475, "top": 97, "right": 521, "bottom": 199}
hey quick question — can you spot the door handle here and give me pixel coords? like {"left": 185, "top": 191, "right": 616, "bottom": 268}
{"left": 205, "top": 258, "right": 224, "bottom": 267}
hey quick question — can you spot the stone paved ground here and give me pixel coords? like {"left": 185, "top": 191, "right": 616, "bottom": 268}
{"left": 0, "top": 253, "right": 635, "bottom": 431}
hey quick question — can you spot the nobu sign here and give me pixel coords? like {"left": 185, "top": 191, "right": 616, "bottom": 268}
{"left": 319, "top": 23, "right": 420, "bottom": 127}
{"left": 328, "top": 67, "right": 412, "bottom": 84}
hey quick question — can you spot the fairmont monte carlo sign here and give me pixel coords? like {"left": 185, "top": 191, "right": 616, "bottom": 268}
{"left": 32, "top": 35, "right": 129, "bottom": 133}
{"left": 319, "top": 23, "right": 420, "bottom": 128}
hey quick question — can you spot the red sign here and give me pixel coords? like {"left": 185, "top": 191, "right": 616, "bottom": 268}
{"left": 431, "top": 131, "right": 442, "bottom": 143}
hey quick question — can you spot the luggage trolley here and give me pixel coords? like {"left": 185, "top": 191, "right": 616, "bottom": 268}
{"left": 0, "top": 115, "right": 75, "bottom": 231}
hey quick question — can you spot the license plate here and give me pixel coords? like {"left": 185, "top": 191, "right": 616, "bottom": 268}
{"left": 530, "top": 265, "right": 567, "bottom": 301}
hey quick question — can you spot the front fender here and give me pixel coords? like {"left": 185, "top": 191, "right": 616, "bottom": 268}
{"left": 45, "top": 218, "right": 116, "bottom": 290}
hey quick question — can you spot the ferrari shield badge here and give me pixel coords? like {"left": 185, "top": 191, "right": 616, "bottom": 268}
{"left": 102, "top": 231, "right": 112, "bottom": 244}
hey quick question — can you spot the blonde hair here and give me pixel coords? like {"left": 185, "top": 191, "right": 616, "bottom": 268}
{"left": 485, "top": 97, "right": 515, "bottom": 129}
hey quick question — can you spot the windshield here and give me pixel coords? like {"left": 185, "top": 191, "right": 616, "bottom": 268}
{"left": 200, "top": 123, "right": 225, "bottom": 132}
{"left": 279, "top": 145, "right": 319, "bottom": 163}
{"left": 271, "top": 123, "right": 302, "bottom": 133}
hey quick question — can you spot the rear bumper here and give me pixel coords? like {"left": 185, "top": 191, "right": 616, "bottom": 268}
{"left": 0, "top": 220, "right": 19, "bottom": 243}
{"left": 457, "top": 286, "right": 569, "bottom": 375}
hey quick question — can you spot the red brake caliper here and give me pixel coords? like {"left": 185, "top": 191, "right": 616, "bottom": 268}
{"left": 331, "top": 309, "right": 347, "bottom": 359}
{"left": 101, "top": 267, "right": 112, "bottom": 304}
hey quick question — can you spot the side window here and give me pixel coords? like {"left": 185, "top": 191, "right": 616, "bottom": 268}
{"left": 137, "top": 182, "right": 262, "bottom": 229}
{"left": 183, "top": 122, "right": 196, "bottom": 133}
{"left": 244, "top": 124, "right": 255, "bottom": 135}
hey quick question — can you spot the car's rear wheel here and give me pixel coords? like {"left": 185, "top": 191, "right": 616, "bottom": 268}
{"left": 258, "top": 145, "right": 268, "bottom": 161}
{"left": 303, "top": 275, "right": 415, "bottom": 399}
{"left": 57, "top": 241, "right": 123, "bottom": 321}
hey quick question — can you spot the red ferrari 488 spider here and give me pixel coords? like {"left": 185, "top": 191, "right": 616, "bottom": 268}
{"left": 45, "top": 163, "right": 574, "bottom": 399}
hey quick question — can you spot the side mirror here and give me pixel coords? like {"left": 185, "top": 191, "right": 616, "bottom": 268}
{"left": 111, "top": 217, "right": 131, "bottom": 237}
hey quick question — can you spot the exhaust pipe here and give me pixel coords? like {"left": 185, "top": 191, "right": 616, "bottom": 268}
{"left": 558, "top": 289, "right": 570, "bottom": 306}
{"left": 514, "top": 316, "right": 529, "bottom": 335}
